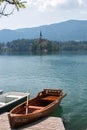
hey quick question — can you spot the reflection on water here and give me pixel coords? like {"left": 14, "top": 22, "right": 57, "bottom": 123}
{"left": 51, "top": 106, "right": 63, "bottom": 117}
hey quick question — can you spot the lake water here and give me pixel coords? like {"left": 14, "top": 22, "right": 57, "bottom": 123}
{"left": 0, "top": 53, "right": 87, "bottom": 130}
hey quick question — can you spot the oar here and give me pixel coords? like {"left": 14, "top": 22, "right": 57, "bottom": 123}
{"left": 26, "top": 91, "right": 30, "bottom": 114}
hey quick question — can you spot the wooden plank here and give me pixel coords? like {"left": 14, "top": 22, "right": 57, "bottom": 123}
{"left": 41, "top": 96, "right": 59, "bottom": 101}
{"left": 0, "top": 113, "right": 10, "bottom": 130}
{"left": 0, "top": 113, "right": 65, "bottom": 130}
{"left": 29, "top": 105, "right": 44, "bottom": 109}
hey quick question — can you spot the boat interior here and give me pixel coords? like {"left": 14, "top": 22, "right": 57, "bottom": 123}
{"left": 11, "top": 89, "right": 62, "bottom": 115}
{"left": 0, "top": 92, "right": 29, "bottom": 108}
{"left": 0, "top": 95, "right": 17, "bottom": 107}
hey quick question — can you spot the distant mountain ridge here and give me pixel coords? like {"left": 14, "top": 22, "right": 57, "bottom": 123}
{"left": 1, "top": 20, "right": 87, "bottom": 43}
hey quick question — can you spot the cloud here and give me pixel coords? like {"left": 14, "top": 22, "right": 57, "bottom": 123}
{"left": 77, "top": 0, "right": 84, "bottom": 5}
{"left": 26, "top": 0, "right": 87, "bottom": 12}
{"left": 37, "top": 0, "right": 68, "bottom": 11}
{"left": 26, "top": 0, "right": 68, "bottom": 11}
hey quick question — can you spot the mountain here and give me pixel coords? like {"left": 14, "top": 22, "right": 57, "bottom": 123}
{"left": 1, "top": 20, "right": 87, "bottom": 43}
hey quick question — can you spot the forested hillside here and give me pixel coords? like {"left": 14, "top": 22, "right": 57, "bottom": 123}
{"left": 1, "top": 20, "right": 87, "bottom": 42}
{"left": 0, "top": 39, "right": 87, "bottom": 54}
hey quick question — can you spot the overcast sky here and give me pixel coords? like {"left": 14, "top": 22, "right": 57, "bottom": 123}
{"left": 0, "top": 0, "right": 87, "bottom": 30}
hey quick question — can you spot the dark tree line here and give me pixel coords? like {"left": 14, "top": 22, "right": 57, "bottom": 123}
{"left": 59, "top": 41, "right": 87, "bottom": 51}
{"left": 0, "top": 39, "right": 87, "bottom": 55}
{"left": 0, "top": 43, "right": 4, "bottom": 53}
{"left": 4, "top": 38, "right": 59, "bottom": 54}
{"left": 7, "top": 39, "right": 34, "bottom": 53}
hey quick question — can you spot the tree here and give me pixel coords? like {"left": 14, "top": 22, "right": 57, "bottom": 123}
{"left": 0, "top": 0, "right": 26, "bottom": 17}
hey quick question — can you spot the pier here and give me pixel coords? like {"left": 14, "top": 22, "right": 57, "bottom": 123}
{"left": 0, "top": 113, "right": 65, "bottom": 130}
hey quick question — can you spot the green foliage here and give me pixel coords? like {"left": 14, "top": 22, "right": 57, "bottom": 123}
{"left": 0, "top": 39, "right": 59, "bottom": 54}
{"left": 0, "top": 43, "right": 4, "bottom": 54}
{"left": 0, "top": 0, "right": 3, "bottom": 3}
{"left": 7, "top": 39, "right": 34, "bottom": 53}
{"left": 13, "top": 0, "right": 26, "bottom": 10}
{"left": 0, "top": 39, "right": 87, "bottom": 55}
{"left": 0, "top": 0, "right": 26, "bottom": 16}
{"left": 59, "top": 41, "right": 87, "bottom": 51}
{"left": 32, "top": 39, "right": 59, "bottom": 53}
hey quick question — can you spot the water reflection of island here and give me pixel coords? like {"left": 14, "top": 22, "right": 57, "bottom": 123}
{"left": 51, "top": 106, "right": 63, "bottom": 117}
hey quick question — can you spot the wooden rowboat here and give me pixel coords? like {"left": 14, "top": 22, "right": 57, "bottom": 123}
{"left": 8, "top": 89, "right": 66, "bottom": 128}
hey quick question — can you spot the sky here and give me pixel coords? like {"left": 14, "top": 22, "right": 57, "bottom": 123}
{"left": 0, "top": 0, "right": 87, "bottom": 30}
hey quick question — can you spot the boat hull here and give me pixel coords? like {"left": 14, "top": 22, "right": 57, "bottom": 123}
{"left": 0, "top": 96, "right": 27, "bottom": 114}
{"left": 8, "top": 100, "right": 61, "bottom": 128}
{"left": 0, "top": 92, "right": 29, "bottom": 114}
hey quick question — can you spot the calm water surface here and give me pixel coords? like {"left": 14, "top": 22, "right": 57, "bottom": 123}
{"left": 0, "top": 53, "right": 87, "bottom": 130}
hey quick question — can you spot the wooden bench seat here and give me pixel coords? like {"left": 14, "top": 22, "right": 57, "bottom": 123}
{"left": 41, "top": 96, "right": 59, "bottom": 101}
{"left": 29, "top": 105, "right": 44, "bottom": 109}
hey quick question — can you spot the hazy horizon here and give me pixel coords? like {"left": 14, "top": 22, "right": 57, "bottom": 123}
{"left": 1, "top": 19, "right": 87, "bottom": 31}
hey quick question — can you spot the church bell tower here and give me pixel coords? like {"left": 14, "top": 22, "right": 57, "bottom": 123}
{"left": 40, "top": 31, "right": 42, "bottom": 41}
